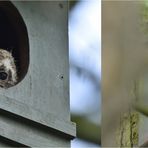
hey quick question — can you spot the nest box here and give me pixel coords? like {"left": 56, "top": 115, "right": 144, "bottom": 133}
{"left": 0, "top": 1, "right": 76, "bottom": 147}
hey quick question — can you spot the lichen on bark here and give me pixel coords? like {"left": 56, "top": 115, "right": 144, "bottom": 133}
{"left": 116, "top": 111, "right": 139, "bottom": 147}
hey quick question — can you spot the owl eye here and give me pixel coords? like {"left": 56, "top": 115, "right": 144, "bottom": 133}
{"left": 0, "top": 72, "right": 8, "bottom": 80}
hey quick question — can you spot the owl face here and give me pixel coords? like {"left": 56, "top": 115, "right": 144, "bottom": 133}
{"left": 0, "top": 49, "right": 17, "bottom": 88}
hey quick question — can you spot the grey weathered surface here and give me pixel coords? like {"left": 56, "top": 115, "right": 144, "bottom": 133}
{"left": 0, "top": 1, "right": 76, "bottom": 147}
{"left": 5, "top": 1, "right": 70, "bottom": 120}
{"left": 0, "top": 95, "right": 76, "bottom": 138}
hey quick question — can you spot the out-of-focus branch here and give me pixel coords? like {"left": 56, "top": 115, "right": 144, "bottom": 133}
{"left": 68, "top": 0, "right": 78, "bottom": 10}
{"left": 71, "top": 114, "right": 101, "bottom": 145}
{"left": 70, "top": 63, "right": 100, "bottom": 90}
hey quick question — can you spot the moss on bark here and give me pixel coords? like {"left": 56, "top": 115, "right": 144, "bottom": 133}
{"left": 116, "top": 111, "right": 139, "bottom": 147}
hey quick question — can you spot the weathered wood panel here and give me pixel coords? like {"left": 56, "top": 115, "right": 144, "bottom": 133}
{"left": 102, "top": 1, "right": 148, "bottom": 147}
{"left": 0, "top": 1, "right": 76, "bottom": 147}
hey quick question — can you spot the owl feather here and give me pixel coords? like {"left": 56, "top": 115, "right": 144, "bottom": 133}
{"left": 0, "top": 49, "right": 17, "bottom": 88}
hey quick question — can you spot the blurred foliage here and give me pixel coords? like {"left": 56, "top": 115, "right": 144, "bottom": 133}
{"left": 70, "top": 63, "right": 100, "bottom": 89}
{"left": 71, "top": 114, "right": 101, "bottom": 145}
{"left": 68, "top": 0, "right": 78, "bottom": 10}
{"left": 69, "top": 0, "right": 100, "bottom": 146}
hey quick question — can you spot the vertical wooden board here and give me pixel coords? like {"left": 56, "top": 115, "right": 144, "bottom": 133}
{"left": 102, "top": 1, "right": 148, "bottom": 147}
{"left": 102, "top": 1, "right": 125, "bottom": 146}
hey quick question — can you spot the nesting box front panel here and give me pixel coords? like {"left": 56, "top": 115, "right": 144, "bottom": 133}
{"left": 7, "top": 1, "right": 69, "bottom": 119}
{"left": 0, "top": 1, "right": 76, "bottom": 147}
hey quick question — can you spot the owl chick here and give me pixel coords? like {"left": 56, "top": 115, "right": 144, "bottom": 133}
{"left": 0, "top": 49, "right": 17, "bottom": 88}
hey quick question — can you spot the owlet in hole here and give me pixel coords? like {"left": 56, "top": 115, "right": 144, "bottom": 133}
{"left": 0, "top": 49, "right": 17, "bottom": 88}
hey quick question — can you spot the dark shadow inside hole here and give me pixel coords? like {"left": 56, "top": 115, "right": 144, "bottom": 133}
{"left": 0, "top": 9, "right": 19, "bottom": 70}
{"left": 0, "top": 1, "right": 29, "bottom": 84}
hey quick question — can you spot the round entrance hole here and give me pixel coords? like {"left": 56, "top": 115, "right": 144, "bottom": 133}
{"left": 0, "top": 1, "right": 29, "bottom": 86}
